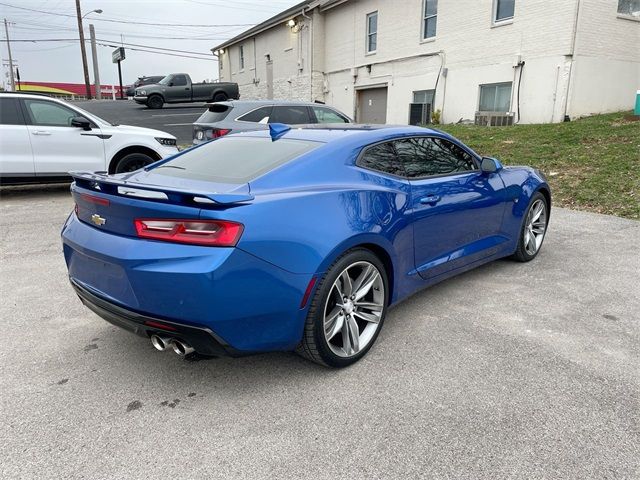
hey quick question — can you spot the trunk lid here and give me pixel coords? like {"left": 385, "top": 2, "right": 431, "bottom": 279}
{"left": 71, "top": 171, "right": 253, "bottom": 238}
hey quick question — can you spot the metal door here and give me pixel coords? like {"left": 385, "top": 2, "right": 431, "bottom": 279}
{"left": 357, "top": 87, "right": 388, "bottom": 124}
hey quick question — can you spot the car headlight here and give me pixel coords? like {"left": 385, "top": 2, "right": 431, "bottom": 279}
{"left": 137, "top": 90, "right": 146, "bottom": 95}
{"left": 155, "top": 137, "right": 177, "bottom": 146}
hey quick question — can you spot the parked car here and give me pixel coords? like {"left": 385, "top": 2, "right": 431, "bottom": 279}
{"left": 134, "top": 73, "right": 239, "bottom": 109}
{"left": 0, "top": 92, "right": 178, "bottom": 184}
{"left": 192, "top": 100, "right": 352, "bottom": 144}
{"left": 125, "top": 76, "right": 165, "bottom": 97}
{"left": 62, "top": 123, "right": 551, "bottom": 367}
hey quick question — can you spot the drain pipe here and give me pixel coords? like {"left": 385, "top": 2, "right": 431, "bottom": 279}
{"left": 302, "top": 7, "right": 313, "bottom": 102}
{"left": 563, "top": 0, "right": 582, "bottom": 122}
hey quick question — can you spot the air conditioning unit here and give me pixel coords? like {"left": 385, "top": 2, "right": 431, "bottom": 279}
{"left": 409, "top": 103, "right": 432, "bottom": 126}
{"left": 475, "top": 111, "right": 515, "bottom": 126}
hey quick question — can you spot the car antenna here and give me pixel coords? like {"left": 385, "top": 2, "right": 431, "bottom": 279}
{"left": 269, "top": 123, "right": 291, "bottom": 141}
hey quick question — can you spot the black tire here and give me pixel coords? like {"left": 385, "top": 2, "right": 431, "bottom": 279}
{"left": 114, "top": 152, "right": 155, "bottom": 173}
{"left": 147, "top": 95, "right": 164, "bottom": 109}
{"left": 212, "top": 92, "right": 228, "bottom": 102}
{"left": 512, "top": 191, "right": 549, "bottom": 262}
{"left": 297, "top": 248, "right": 389, "bottom": 368}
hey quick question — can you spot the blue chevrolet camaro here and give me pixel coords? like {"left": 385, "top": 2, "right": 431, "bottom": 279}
{"left": 62, "top": 124, "right": 550, "bottom": 367}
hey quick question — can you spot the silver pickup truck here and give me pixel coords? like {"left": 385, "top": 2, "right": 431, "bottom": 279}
{"left": 133, "top": 73, "right": 239, "bottom": 109}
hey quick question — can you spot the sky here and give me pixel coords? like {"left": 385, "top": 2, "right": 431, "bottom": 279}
{"left": 0, "top": 0, "right": 301, "bottom": 88}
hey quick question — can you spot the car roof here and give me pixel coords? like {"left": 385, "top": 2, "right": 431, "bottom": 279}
{"left": 204, "top": 99, "right": 338, "bottom": 108}
{"left": 0, "top": 91, "right": 53, "bottom": 98}
{"left": 233, "top": 124, "right": 447, "bottom": 143}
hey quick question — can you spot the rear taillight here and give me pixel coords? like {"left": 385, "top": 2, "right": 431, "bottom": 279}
{"left": 207, "top": 128, "right": 231, "bottom": 139}
{"left": 134, "top": 219, "right": 243, "bottom": 247}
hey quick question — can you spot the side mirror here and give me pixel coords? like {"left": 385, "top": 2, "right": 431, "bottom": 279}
{"left": 480, "top": 157, "right": 503, "bottom": 174}
{"left": 71, "top": 116, "right": 92, "bottom": 131}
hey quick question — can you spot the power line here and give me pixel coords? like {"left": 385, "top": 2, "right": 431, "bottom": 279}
{"left": 2, "top": 37, "right": 218, "bottom": 61}
{"left": 10, "top": 24, "right": 236, "bottom": 41}
{"left": 5, "top": 37, "right": 215, "bottom": 55}
{"left": 0, "top": 2, "right": 257, "bottom": 27}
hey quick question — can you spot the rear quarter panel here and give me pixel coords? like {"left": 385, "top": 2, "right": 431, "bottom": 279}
{"left": 199, "top": 140, "right": 418, "bottom": 303}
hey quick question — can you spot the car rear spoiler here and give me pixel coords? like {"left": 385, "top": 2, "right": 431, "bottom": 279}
{"left": 69, "top": 171, "right": 254, "bottom": 205}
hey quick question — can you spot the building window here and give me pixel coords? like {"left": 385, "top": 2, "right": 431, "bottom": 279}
{"left": 239, "top": 45, "right": 245, "bottom": 70}
{"left": 414, "top": 90, "right": 435, "bottom": 107}
{"left": 494, "top": 0, "right": 515, "bottom": 22}
{"left": 618, "top": 0, "right": 640, "bottom": 17}
{"left": 366, "top": 12, "right": 378, "bottom": 53}
{"left": 423, "top": 0, "right": 437, "bottom": 39}
{"left": 479, "top": 82, "right": 512, "bottom": 112}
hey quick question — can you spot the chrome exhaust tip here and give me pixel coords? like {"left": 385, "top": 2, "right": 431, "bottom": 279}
{"left": 171, "top": 340, "right": 195, "bottom": 357}
{"left": 150, "top": 335, "right": 172, "bottom": 352}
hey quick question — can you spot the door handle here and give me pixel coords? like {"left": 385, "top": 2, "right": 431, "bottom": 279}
{"left": 420, "top": 194, "right": 441, "bottom": 205}
{"left": 32, "top": 130, "right": 51, "bottom": 135}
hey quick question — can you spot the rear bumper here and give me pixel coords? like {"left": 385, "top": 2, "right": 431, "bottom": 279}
{"left": 71, "top": 278, "right": 240, "bottom": 357}
{"left": 62, "top": 213, "right": 311, "bottom": 353}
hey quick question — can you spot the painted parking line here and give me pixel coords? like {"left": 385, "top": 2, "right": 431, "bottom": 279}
{"left": 164, "top": 123, "right": 194, "bottom": 126}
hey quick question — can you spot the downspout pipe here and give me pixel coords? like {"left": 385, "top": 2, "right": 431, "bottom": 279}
{"left": 301, "top": 7, "right": 313, "bottom": 101}
{"left": 564, "top": 0, "right": 582, "bottom": 121}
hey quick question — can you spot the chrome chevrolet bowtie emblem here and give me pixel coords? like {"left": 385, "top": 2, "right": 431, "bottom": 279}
{"left": 91, "top": 214, "right": 106, "bottom": 226}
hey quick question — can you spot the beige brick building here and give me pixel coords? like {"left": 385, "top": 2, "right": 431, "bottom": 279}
{"left": 213, "top": 0, "right": 639, "bottom": 124}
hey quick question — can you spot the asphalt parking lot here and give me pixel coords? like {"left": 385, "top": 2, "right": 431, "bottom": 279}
{"left": 0, "top": 186, "right": 638, "bottom": 479}
{"left": 73, "top": 99, "right": 206, "bottom": 145}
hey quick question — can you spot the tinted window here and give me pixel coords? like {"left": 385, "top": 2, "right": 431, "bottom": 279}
{"left": 312, "top": 106, "right": 349, "bottom": 124}
{"left": 153, "top": 137, "right": 320, "bottom": 183}
{"left": 357, "top": 142, "right": 404, "bottom": 177}
{"left": 237, "top": 106, "right": 272, "bottom": 123}
{"left": 0, "top": 98, "right": 24, "bottom": 125}
{"left": 270, "top": 106, "right": 311, "bottom": 124}
{"left": 197, "top": 104, "right": 232, "bottom": 123}
{"left": 395, "top": 137, "right": 476, "bottom": 178}
{"left": 173, "top": 75, "right": 187, "bottom": 86}
{"left": 23, "top": 99, "right": 77, "bottom": 127}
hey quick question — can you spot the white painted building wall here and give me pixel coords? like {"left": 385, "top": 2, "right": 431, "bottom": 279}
{"left": 568, "top": 0, "right": 640, "bottom": 117}
{"left": 215, "top": 0, "right": 640, "bottom": 124}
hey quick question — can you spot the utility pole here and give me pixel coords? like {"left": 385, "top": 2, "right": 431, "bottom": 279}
{"left": 75, "top": 0, "right": 92, "bottom": 99}
{"left": 89, "top": 24, "right": 101, "bottom": 99}
{"left": 3, "top": 18, "right": 15, "bottom": 91}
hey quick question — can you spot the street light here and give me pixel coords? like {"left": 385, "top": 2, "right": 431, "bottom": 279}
{"left": 83, "top": 9, "right": 103, "bottom": 19}
{"left": 75, "top": 2, "right": 102, "bottom": 99}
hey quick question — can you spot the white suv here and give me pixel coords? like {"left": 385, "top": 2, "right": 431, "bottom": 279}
{"left": 0, "top": 93, "right": 179, "bottom": 184}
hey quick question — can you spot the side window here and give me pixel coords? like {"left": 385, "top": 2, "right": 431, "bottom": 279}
{"left": 312, "top": 106, "right": 349, "bottom": 124}
{"left": 357, "top": 142, "right": 404, "bottom": 177}
{"left": 23, "top": 99, "right": 77, "bottom": 127}
{"left": 269, "top": 106, "right": 311, "bottom": 124}
{"left": 173, "top": 75, "right": 187, "bottom": 86}
{"left": 237, "top": 106, "right": 273, "bottom": 123}
{"left": 0, "top": 98, "right": 24, "bottom": 125}
{"left": 395, "top": 137, "right": 476, "bottom": 178}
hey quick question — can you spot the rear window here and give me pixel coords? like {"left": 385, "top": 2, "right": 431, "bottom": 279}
{"left": 197, "top": 104, "right": 232, "bottom": 123}
{"left": 237, "top": 106, "right": 272, "bottom": 123}
{"left": 0, "top": 98, "right": 24, "bottom": 125}
{"left": 152, "top": 136, "right": 321, "bottom": 183}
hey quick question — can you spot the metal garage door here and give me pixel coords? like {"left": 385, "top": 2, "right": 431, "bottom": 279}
{"left": 357, "top": 87, "right": 388, "bottom": 124}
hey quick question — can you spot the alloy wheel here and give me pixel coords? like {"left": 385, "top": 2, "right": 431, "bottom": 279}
{"left": 323, "top": 261, "right": 385, "bottom": 358}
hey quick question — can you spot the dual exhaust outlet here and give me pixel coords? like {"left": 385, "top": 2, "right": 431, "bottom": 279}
{"left": 150, "top": 335, "right": 195, "bottom": 357}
